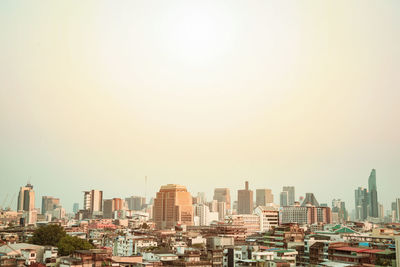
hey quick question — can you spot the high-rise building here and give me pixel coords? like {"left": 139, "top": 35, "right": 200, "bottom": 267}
{"left": 332, "top": 199, "right": 348, "bottom": 223}
{"left": 213, "top": 188, "right": 231, "bottom": 210}
{"left": 368, "top": 169, "right": 379, "bottom": 218}
{"left": 194, "top": 203, "right": 210, "bottom": 226}
{"left": 237, "top": 181, "right": 253, "bottom": 214}
{"left": 217, "top": 201, "right": 226, "bottom": 221}
{"left": 41, "top": 196, "right": 60, "bottom": 215}
{"left": 153, "top": 184, "right": 193, "bottom": 230}
{"left": 17, "top": 183, "right": 35, "bottom": 212}
{"left": 254, "top": 206, "right": 279, "bottom": 232}
{"left": 281, "top": 205, "right": 332, "bottom": 225}
{"left": 103, "top": 198, "right": 124, "bottom": 219}
{"left": 83, "top": 190, "right": 103, "bottom": 214}
{"left": 280, "top": 191, "right": 288, "bottom": 207}
{"left": 256, "top": 189, "right": 273, "bottom": 207}
{"left": 125, "top": 196, "right": 146, "bottom": 211}
{"left": 73, "top": 203, "right": 79, "bottom": 213}
{"left": 378, "top": 203, "right": 384, "bottom": 219}
{"left": 282, "top": 186, "right": 295, "bottom": 206}
{"left": 207, "top": 199, "right": 218, "bottom": 212}
{"left": 355, "top": 187, "right": 369, "bottom": 221}
{"left": 197, "top": 192, "right": 206, "bottom": 204}
{"left": 396, "top": 198, "right": 400, "bottom": 222}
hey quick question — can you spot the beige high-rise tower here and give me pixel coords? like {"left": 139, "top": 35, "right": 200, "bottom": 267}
{"left": 256, "top": 189, "right": 274, "bottom": 206}
{"left": 238, "top": 181, "right": 253, "bottom": 214}
{"left": 153, "top": 184, "right": 193, "bottom": 229}
{"left": 213, "top": 188, "right": 231, "bottom": 210}
{"left": 17, "top": 183, "right": 35, "bottom": 212}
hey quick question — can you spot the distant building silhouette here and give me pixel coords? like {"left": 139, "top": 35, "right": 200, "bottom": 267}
{"left": 213, "top": 188, "right": 231, "bottom": 210}
{"left": 256, "top": 189, "right": 273, "bottom": 206}
{"left": 282, "top": 186, "right": 295, "bottom": 206}
{"left": 17, "top": 183, "right": 35, "bottom": 212}
{"left": 280, "top": 191, "right": 288, "bottom": 207}
{"left": 237, "top": 181, "right": 253, "bottom": 214}
{"left": 368, "top": 169, "right": 378, "bottom": 218}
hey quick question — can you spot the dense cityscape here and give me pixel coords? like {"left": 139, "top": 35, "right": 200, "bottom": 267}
{"left": 2, "top": 0, "right": 400, "bottom": 266}
{"left": 1, "top": 169, "right": 399, "bottom": 266}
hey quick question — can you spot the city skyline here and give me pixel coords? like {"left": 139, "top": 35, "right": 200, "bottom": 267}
{"left": 4, "top": 168, "right": 392, "bottom": 218}
{"left": 1, "top": 1, "right": 400, "bottom": 215}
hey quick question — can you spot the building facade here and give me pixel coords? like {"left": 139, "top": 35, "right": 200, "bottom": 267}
{"left": 255, "top": 189, "right": 273, "bottom": 207}
{"left": 213, "top": 188, "right": 231, "bottom": 211}
{"left": 282, "top": 186, "right": 295, "bottom": 206}
{"left": 237, "top": 181, "right": 253, "bottom": 214}
{"left": 17, "top": 183, "right": 35, "bottom": 212}
{"left": 153, "top": 184, "right": 193, "bottom": 229}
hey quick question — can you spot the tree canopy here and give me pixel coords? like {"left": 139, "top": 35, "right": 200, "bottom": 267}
{"left": 30, "top": 224, "right": 93, "bottom": 256}
{"left": 30, "top": 224, "right": 66, "bottom": 246}
{"left": 58, "top": 235, "right": 93, "bottom": 256}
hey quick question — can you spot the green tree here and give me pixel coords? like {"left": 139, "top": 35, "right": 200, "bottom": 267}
{"left": 30, "top": 224, "right": 66, "bottom": 246}
{"left": 57, "top": 235, "right": 93, "bottom": 256}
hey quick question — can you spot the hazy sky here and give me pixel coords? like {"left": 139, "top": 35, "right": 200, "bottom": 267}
{"left": 1, "top": 1, "right": 399, "bottom": 213}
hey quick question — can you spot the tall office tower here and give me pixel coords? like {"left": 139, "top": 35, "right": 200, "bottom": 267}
{"left": 83, "top": 191, "right": 91, "bottom": 210}
{"left": 256, "top": 189, "right": 274, "bottom": 206}
{"left": 213, "top": 188, "right": 231, "bottom": 210}
{"left": 378, "top": 203, "right": 384, "bottom": 219}
{"left": 282, "top": 186, "right": 295, "bottom": 206}
{"left": 17, "top": 183, "right": 35, "bottom": 212}
{"left": 280, "top": 191, "right": 288, "bottom": 207}
{"left": 368, "top": 169, "right": 379, "bottom": 218}
{"left": 125, "top": 196, "right": 146, "bottom": 211}
{"left": 237, "top": 181, "right": 253, "bottom": 214}
{"left": 194, "top": 203, "right": 210, "bottom": 226}
{"left": 397, "top": 198, "right": 400, "bottom": 222}
{"left": 355, "top": 187, "right": 369, "bottom": 221}
{"left": 103, "top": 198, "right": 124, "bottom": 219}
{"left": 73, "top": 203, "right": 79, "bottom": 213}
{"left": 217, "top": 201, "right": 226, "bottom": 221}
{"left": 332, "top": 199, "right": 348, "bottom": 223}
{"left": 41, "top": 196, "right": 60, "bottom": 215}
{"left": 301, "top": 193, "right": 319, "bottom": 207}
{"left": 197, "top": 192, "right": 206, "bottom": 204}
{"left": 207, "top": 200, "right": 218, "bottom": 212}
{"left": 83, "top": 190, "right": 103, "bottom": 214}
{"left": 153, "top": 184, "right": 193, "bottom": 230}
{"left": 391, "top": 201, "right": 398, "bottom": 222}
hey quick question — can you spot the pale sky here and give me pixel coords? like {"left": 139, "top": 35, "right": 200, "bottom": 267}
{"left": 1, "top": 1, "right": 399, "bottom": 214}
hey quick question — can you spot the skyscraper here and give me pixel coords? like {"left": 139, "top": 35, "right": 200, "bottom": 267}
{"left": 17, "top": 183, "right": 35, "bottom": 212}
{"left": 103, "top": 198, "right": 124, "bottom": 219}
{"left": 256, "top": 189, "right": 273, "bottom": 207}
{"left": 396, "top": 198, "right": 400, "bottom": 222}
{"left": 237, "top": 181, "right": 253, "bottom": 214}
{"left": 213, "top": 188, "right": 231, "bottom": 210}
{"left": 153, "top": 184, "right": 193, "bottom": 230}
{"left": 41, "top": 196, "right": 60, "bottom": 215}
{"left": 73, "top": 203, "right": 79, "bottom": 213}
{"left": 355, "top": 187, "right": 369, "bottom": 221}
{"left": 83, "top": 190, "right": 103, "bottom": 214}
{"left": 282, "top": 186, "right": 295, "bottom": 206}
{"left": 125, "top": 196, "right": 146, "bottom": 211}
{"left": 368, "top": 169, "right": 378, "bottom": 218}
{"left": 280, "top": 191, "right": 288, "bottom": 207}
{"left": 332, "top": 199, "right": 348, "bottom": 223}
